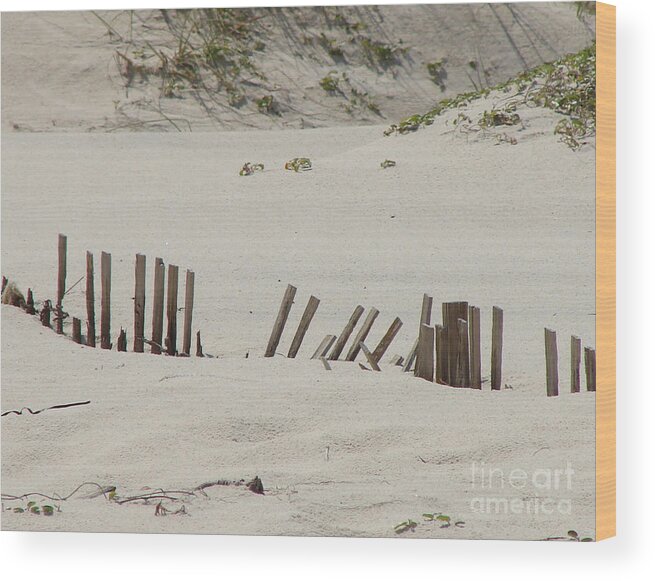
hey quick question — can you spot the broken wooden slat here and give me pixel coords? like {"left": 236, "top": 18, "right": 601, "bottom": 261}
{"left": 402, "top": 338, "right": 419, "bottom": 372}
{"left": 360, "top": 342, "right": 381, "bottom": 371}
{"left": 40, "top": 300, "right": 51, "bottom": 328}
{"left": 328, "top": 305, "right": 365, "bottom": 360}
{"left": 166, "top": 264, "right": 179, "bottom": 356}
{"left": 117, "top": 328, "right": 127, "bottom": 352}
{"left": 196, "top": 330, "right": 204, "bottom": 357}
{"left": 571, "top": 335, "right": 581, "bottom": 393}
{"left": 25, "top": 289, "right": 36, "bottom": 315}
{"left": 491, "top": 306, "right": 503, "bottom": 390}
{"left": 420, "top": 293, "right": 433, "bottom": 326}
{"left": 585, "top": 347, "right": 596, "bottom": 391}
{"left": 311, "top": 334, "right": 337, "bottom": 360}
{"left": 371, "top": 317, "right": 403, "bottom": 364}
{"left": 100, "top": 251, "right": 111, "bottom": 350}
{"left": 435, "top": 324, "right": 446, "bottom": 384}
{"left": 545, "top": 328, "right": 559, "bottom": 397}
{"left": 287, "top": 295, "right": 320, "bottom": 358}
{"left": 469, "top": 306, "right": 481, "bottom": 389}
{"left": 56, "top": 234, "right": 67, "bottom": 334}
{"left": 345, "top": 307, "right": 379, "bottom": 361}
{"left": 415, "top": 323, "right": 435, "bottom": 381}
{"left": 182, "top": 270, "right": 195, "bottom": 356}
{"left": 133, "top": 253, "right": 146, "bottom": 353}
{"left": 86, "top": 251, "right": 96, "bottom": 347}
{"left": 151, "top": 257, "right": 165, "bottom": 355}
{"left": 264, "top": 284, "right": 297, "bottom": 357}
{"left": 389, "top": 354, "right": 404, "bottom": 366}
{"left": 320, "top": 356, "right": 332, "bottom": 371}
{"left": 72, "top": 317, "right": 82, "bottom": 344}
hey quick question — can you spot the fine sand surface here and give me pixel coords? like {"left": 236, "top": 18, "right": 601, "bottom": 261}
{"left": 1, "top": 94, "right": 596, "bottom": 538}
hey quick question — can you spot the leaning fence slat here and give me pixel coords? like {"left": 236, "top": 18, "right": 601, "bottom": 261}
{"left": 390, "top": 354, "right": 404, "bottom": 366}
{"left": 469, "top": 306, "right": 481, "bottom": 389}
{"left": 56, "top": 234, "right": 67, "bottom": 334}
{"left": 402, "top": 338, "right": 419, "bottom": 372}
{"left": 100, "top": 251, "right": 112, "bottom": 350}
{"left": 545, "top": 328, "right": 559, "bottom": 397}
{"left": 571, "top": 335, "right": 581, "bottom": 393}
{"left": 311, "top": 334, "right": 337, "bottom": 360}
{"left": 345, "top": 307, "right": 380, "bottom": 361}
{"left": 328, "top": 305, "right": 365, "bottom": 360}
{"left": 182, "top": 270, "right": 195, "bottom": 356}
{"left": 264, "top": 284, "right": 297, "bottom": 357}
{"left": 371, "top": 317, "right": 403, "bottom": 363}
{"left": 86, "top": 251, "right": 96, "bottom": 347}
{"left": 133, "top": 254, "right": 146, "bottom": 353}
{"left": 320, "top": 356, "right": 332, "bottom": 371}
{"left": 420, "top": 293, "right": 433, "bottom": 327}
{"left": 360, "top": 342, "right": 381, "bottom": 371}
{"left": 151, "top": 258, "right": 165, "bottom": 354}
{"left": 415, "top": 323, "right": 435, "bottom": 381}
{"left": 166, "top": 264, "right": 179, "bottom": 356}
{"left": 491, "top": 306, "right": 503, "bottom": 390}
{"left": 287, "top": 295, "right": 320, "bottom": 358}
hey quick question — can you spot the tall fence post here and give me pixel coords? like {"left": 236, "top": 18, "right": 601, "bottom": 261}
{"left": 182, "top": 270, "right": 195, "bottom": 356}
{"left": 287, "top": 295, "right": 320, "bottom": 358}
{"left": 56, "top": 234, "right": 67, "bottom": 334}
{"left": 166, "top": 264, "right": 179, "bottom": 356}
{"left": 86, "top": 251, "right": 96, "bottom": 347}
{"left": 100, "top": 251, "right": 112, "bottom": 350}
{"left": 151, "top": 258, "right": 165, "bottom": 354}
{"left": 571, "top": 335, "right": 581, "bottom": 393}
{"left": 371, "top": 317, "right": 403, "bottom": 364}
{"left": 585, "top": 347, "right": 596, "bottom": 391}
{"left": 133, "top": 254, "right": 146, "bottom": 353}
{"left": 435, "top": 324, "right": 445, "bottom": 383}
{"left": 545, "top": 328, "right": 559, "bottom": 397}
{"left": 328, "top": 305, "right": 364, "bottom": 360}
{"left": 443, "top": 301, "right": 469, "bottom": 386}
{"left": 491, "top": 306, "right": 503, "bottom": 390}
{"left": 415, "top": 294, "right": 433, "bottom": 376}
{"left": 415, "top": 323, "right": 435, "bottom": 381}
{"left": 264, "top": 284, "right": 297, "bottom": 357}
{"left": 469, "top": 306, "right": 481, "bottom": 389}
{"left": 345, "top": 307, "right": 380, "bottom": 361}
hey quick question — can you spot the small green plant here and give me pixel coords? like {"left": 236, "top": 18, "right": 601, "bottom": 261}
{"left": 427, "top": 59, "right": 447, "bottom": 90}
{"left": 360, "top": 37, "right": 406, "bottom": 68}
{"left": 380, "top": 159, "right": 396, "bottom": 169}
{"left": 256, "top": 95, "right": 275, "bottom": 114}
{"left": 479, "top": 108, "right": 521, "bottom": 128}
{"left": 285, "top": 158, "right": 312, "bottom": 172}
{"left": 394, "top": 518, "right": 417, "bottom": 534}
{"left": 544, "top": 529, "right": 594, "bottom": 541}
{"left": 9, "top": 500, "right": 58, "bottom": 516}
{"left": 422, "top": 512, "right": 465, "bottom": 528}
{"left": 319, "top": 72, "right": 341, "bottom": 93}
{"left": 239, "top": 162, "right": 264, "bottom": 176}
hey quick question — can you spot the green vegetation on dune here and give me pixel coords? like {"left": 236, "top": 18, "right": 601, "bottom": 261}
{"left": 385, "top": 43, "right": 596, "bottom": 150}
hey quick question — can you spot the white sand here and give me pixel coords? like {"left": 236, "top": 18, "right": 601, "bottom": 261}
{"left": 1, "top": 93, "right": 596, "bottom": 538}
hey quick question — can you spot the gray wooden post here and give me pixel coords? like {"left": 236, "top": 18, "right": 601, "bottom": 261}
{"left": 134, "top": 254, "right": 146, "bottom": 353}
{"left": 545, "top": 328, "right": 559, "bottom": 397}
{"left": 56, "top": 234, "right": 67, "bottom": 334}
{"left": 151, "top": 258, "right": 165, "bottom": 354}
{"left": 371, "top": 317, "right": 403, "bottom": 363}
{"left": 415, "top": 323, "right": 435, "bottom": 381}
{"left": 86, "top": 251, "right": 96, "bottom": 347}
{"left": 328, "top": 305, "right": 364, "bottom": 360}
{"left": 469, "top": 306, "right": 481, "bottom": 389}
{"left": 182, "top": 270, "right": 195, "bottom": 356}
{"left": 288, "top": 295, "right": 320, "bottom": 358}
{"left": 491, "top": 306, "right": 503, "bottom": 390}
{"left": 166, "top": 264, "right": 179, "bottom": 355}
{"left": 100, "top": 251, "right": 112, "bottom": 349}
{"left": 345, "top": 307, "right": 379, "bottom": 361}
{"left": 264, "top": 284, "right": 297, "bottom": 357}
{"left": 571, "top": 335, "right": 581, "bottom": 393}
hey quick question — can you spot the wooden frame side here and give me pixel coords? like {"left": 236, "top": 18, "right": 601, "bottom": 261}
{"left": 596, "top": 1, "right": 616, "bottom": 541}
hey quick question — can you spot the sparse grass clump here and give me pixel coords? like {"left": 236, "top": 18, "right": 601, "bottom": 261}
{"left": 386, "top": 42, "right": 597, "bottom": 149}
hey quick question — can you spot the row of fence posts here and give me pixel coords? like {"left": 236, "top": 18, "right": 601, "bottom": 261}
{"left": 34, "top": 234, "right": 202, "bottom": 357}
{"left": 544, "top": 328, "right": 596, "bottom": 396}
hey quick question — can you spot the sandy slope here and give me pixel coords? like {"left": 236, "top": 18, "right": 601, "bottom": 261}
{"left": 1, "top": 4, "right": 594, "bottom": 132}
{"left": 1, "top": 94, "right": 596, "bottom": 538}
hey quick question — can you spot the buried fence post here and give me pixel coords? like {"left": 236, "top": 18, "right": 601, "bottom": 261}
{"left": 415, "top": 323, "right": 435, "bottom": 381}
{"left": 571, "top": 335, "right": 582, "bottom": 393}
{"left": 133, "top": 254, "right": 146, "bottom": 353}
{"left": 56, "top": 234, "right": 67, "bottom": 334}
{"left": 328, "top": 305, "right": 364, "bottom": 360}
{"left": 287, "top": 295, "right": 320, "bottom": 358}
{"left": 585, "top": 347, "right": 596, "bottom": 392}
{"left": 196, "top": 331, "right": 204, "bottom": 357}
{"left": 72, "top": 317, "right": 82, "bottom": 344}
{"left": 264, "top": 284, "right": 297, "bottom": 357}
{"left": 311, "top": 334, "right": 337, "bottom": 360}
{"left": 371, "top": 317, "right": 403, "bottom": 364}
{"left": 166, "top": 264, "right": 179, "bottom": 356}
{"left": 40, "top": 300, "right": 51, "bottom": 327}
{"left": 117, "top": 328, "right": 127, "bottom": 352}
{"left": 100, "top": 251, "right": 112, "bottom": 350}
{"left": 182, "top": 270, "right": 195, "bottom": 356}
{"left": 469, "top": 306, "right": 481, "bottom": 389}
{"left": 86, "top": 251, "right": 96, "bottom": 347}
{"left": 151, "top": 258, "right": 165, "bottom": 354}
{"left": 345, "top": 307, "right": 380, "bottom": 362}
{"left": 545, "top": 328, "right": 559, "bottom": 397}
{"left": 491, "top": 306, "right": 503, "bottom": 390}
